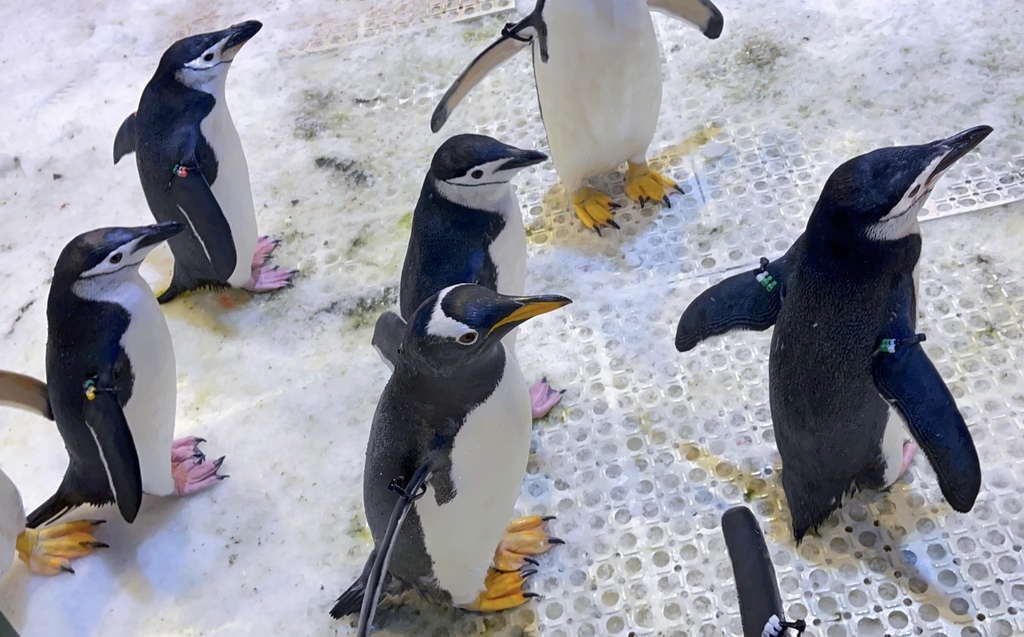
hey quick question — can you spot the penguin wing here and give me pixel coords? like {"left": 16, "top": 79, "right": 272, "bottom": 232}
{"left": 372, "top": 311, "right": 407, "bottom": 372}
{"left": 82, "top": 382, "right": 143, "bottom": 524}
{"left": 331, "top": 462, "right": 433, "bottom": 635}
{"left": 0, "top": 370, "right": 52, "bottom": 420}
{"left": 872, "top": 339, "right": 981, "bottom": 513}
{"left": 723, "top": 506, "right": 794, "bottom": 637}
{"left": 113, "top": 113, "right": 137, "bottom": 164}
{"left": 647, "top": 0, "right": 724, "bottom": 39}
{"left": 167, "top": 163, "right": 239, "bottom": 282}
{"left": 675, "top": 249, "right": 794, "bottom": 352}
{"left": 430, "top": 15, "right": 539, "bottom": 133}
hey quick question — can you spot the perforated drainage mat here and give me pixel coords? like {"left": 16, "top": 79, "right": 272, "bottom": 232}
{"left": 274, "top": 9, "right": 1024, "bottom": 637}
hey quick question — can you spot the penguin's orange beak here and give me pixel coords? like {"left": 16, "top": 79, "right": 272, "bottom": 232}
{"left": 487, "top": 295, "right": 572, "bottom": 336}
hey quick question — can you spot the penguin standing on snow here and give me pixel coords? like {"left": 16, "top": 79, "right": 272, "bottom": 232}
{"left": 373, "top": 134, "right": 563, "bottom": 417}
{"left": 675, "top": 126, "right": 991, "bottom": 540}
{"left": 0, "top": 223, "right": 226, "bottom": 530}
{"left": 333, "top": 284, "right": 571, "bottom": 634}
{"left": 432, "top": 0, "right": 724, "bottom": 234}
{"left": 113, "top": 20, "right": 296, "bottom": 303}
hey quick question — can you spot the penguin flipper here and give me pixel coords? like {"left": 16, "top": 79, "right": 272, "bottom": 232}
{"left": 430, "top": 16, "right": 536, "bottom": 133}
{"left": 167, "top": 164, "right": 239, "bottom": 283}
{"left": 0, "top": 370, "right": 52, "bottom": 419}
{"left": 723, "top": 506, "right": 795, "bottom": 637}
{"left": 0, "top": 606, "right": 20, "bottom": 637}
{"left": 82, "top": 384, "right": 143, "bottom": 524}
{"left": 675, "top": 254, "right": 791, "bottom": 352}
{"left": 337, "top": 462, "right": 433, "bottom": 636}
{"left": 872, "top": 339, "right": 981, "bottom": 513}
{"left": 113, "top": 113, "right": 137, "bottom": 164}
{"left": 372, "top": 311, "right": 406, "bottom": 371}
{"left": 647, "top": 0, "right": 725, "bottom": 39}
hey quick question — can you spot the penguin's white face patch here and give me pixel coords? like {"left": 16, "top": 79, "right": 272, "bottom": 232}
{"left": 426, "top": 287, "right": 480, "bottom": 343}
{"left": 435, "top": 159, "right": 524, "bottom": 213}
{"left": 866, "top": 154, "right": 945, "bottom": 242}
{"left": 177, "top": 36, "right": 235, "bottom": 95}
{"left": 79, "top": 237, "right": 158, "bottom": 279}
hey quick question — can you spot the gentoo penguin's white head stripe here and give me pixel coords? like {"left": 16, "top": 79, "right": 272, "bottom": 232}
{"left": 426, "top": 286, "right": 478, "bottom": 342}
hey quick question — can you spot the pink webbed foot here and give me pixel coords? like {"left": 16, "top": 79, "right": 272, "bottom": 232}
{"left": 171, "top": 436, "right": 206, "bottom": 463}
{"left": 530, "top": 378, "right": 565, "bottom": 420}
{"left": 251, "top": 236, "right": 280, "bottom": 269}
{"left": 898, "top": 440, "right": 918, "bottom": 480}
{"left": 243, "top": 264, "right": 297, "bottom": 293}
{"left": 172, "top": 438, "right": 227, "bottom": 495}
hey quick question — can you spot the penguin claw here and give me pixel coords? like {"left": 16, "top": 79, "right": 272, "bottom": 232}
{"left": 251, "top": 235, "right": 282, "bottom": 268}
{"left": 530, "top": 379, "right": 565, "bottom": 419}
{"left": 625, "top": 161, "right": 680, "bottom": 209}
{"left": 173, "top": 444, "right": 227, "bottom": 495}
{"left": 571, "top": 186, "right": 619, "bottom": 235}
{"left": 490, "top": 515, "right": 562, "bottom": 571}
{"left": 16, "top": 519, "right": 108, "bottom": 576}
{"left": 243, "top": 263, "right": 297, "bottom": 293}
{"left": 171, "top": 436, "right": 207, "bottom": 463}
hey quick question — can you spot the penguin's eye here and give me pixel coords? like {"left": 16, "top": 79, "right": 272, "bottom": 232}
{"left": 457, "top": 332, "right": 478, "bottom": 345}
{"left": 203, "top": 53, "right": 215, "bottom": 62}
{"left": 907, "top": 185, "right": 920, "bottom": 198}
{"left": 471, "top": 170, "right": 484, "bottom": 179}
{"left": 109, "top": 253, "right": 123, "bottom": 265}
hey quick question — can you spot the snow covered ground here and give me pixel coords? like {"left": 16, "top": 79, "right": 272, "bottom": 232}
{"left": 1, "top": 0, "right": 1023, "bottom": 635}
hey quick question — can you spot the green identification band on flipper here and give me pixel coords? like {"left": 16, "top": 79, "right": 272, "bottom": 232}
{"left": 83, "top": 378, "right": 116, "bottom": 401}
{"left": 878, "top": 333, "right": 927, "bottom": 354}
{"left": 756, "top": 257, "right": 777, "bottom": 292}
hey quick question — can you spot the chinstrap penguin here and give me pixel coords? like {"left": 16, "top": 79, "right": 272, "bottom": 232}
{"left": 374, "top": 133, "right": 564, "bottom": 418}
{"left": 432, "top": 0, "right": 724, "bottom": 234}
{"left": 114, "top": 20, "right": 296, "bottom": 303}
{"left": 0, "top": 222, "right": 226, "bottom": 530}
{"left": 675, "top": 126, "right": 991, "bottom": 540}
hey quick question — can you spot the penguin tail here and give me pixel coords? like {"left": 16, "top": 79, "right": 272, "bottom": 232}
{"left": 329, "top": 577, "right": 367, "bottom": 619}
{"left": 25, "top": 490, "right": 77, "bottom": 529}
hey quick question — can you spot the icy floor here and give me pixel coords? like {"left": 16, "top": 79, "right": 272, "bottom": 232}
{"left": 2, "top": 1, "right": 1024, "bottom": 636}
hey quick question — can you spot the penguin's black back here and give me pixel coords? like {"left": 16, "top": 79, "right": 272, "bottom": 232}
{"left": 362, "top": 348, "right": 506, "bottom": 601}
{"left": 399, "top": 176, "right": 505, "bottom": 319}
{"left": 134, "top": 79, "right": 224, "bottom": 289}
{"left": 32, "top": 285, "right": 136, "bottom": 526}
{"left": 770, "top": 231, "right": 921, "bottom": 538}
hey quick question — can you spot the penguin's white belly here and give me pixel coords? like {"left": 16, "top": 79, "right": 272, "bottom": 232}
{"left": 200, "top": 100, "right": 258, "bottom": 287}
{"left": 415, "top": 351, "right": 532, "bottom": 606}
{"left": 489, "top": 192, "right": 528, "bottom": 355}
{"left": 0, "top": 468, "right": 25, "bottom": 580}
{"left": 118, "top": 275, "right": 178, "bottom": 496}
{"left": 534, "top": 0, "right": 663, "bottom": 188}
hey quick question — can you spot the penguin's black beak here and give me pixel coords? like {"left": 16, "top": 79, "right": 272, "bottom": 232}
{"left": 487, "top": 294, "right": 572, "bottom": 336}
{"left": 927, "top": 125, "right": 993, "bottom": 185}
{"left": 499, "top": 149, "right": 548, "bottom": 172}
{"left": 134, "top": 222, "right": 185, "bottom": 251}
{"left": 223, "top": 20, "right": 263, "bottom": 53}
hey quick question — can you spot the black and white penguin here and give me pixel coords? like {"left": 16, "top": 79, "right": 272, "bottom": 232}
{"left": 332, "top": 284, "right": 571, "bottom": 633}
{"left": 113, "top": 20, "right": 295, "bottom": 303}
{"left": 375, "top": 133, "right": 562, "bottom": 417}
{"left": 0, "top": 223, "right": 226, "bottom": 529}
{"left": 432, "top": 0, "right": 723, "bottom": 234}
{"left": 0, "top": 460, "right": 105, "bottom": 576}
{"left": 675, "top": 126, "right": 991, "bottom": 540}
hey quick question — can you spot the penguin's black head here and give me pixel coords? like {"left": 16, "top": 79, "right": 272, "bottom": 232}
{"left": 53, "top": 222, "right": 184, "bottom": 285}
{"left": 809, "top": 126, "right": 993, "bottom": 243}
{"left": 406, "top": 283, "right": 570, "bottom": 370}
{"left": 157, "top": 20, "right": 262, "bottom": 94}
{"left": 430, "top": 134, "right": 547, "bottom": 211}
